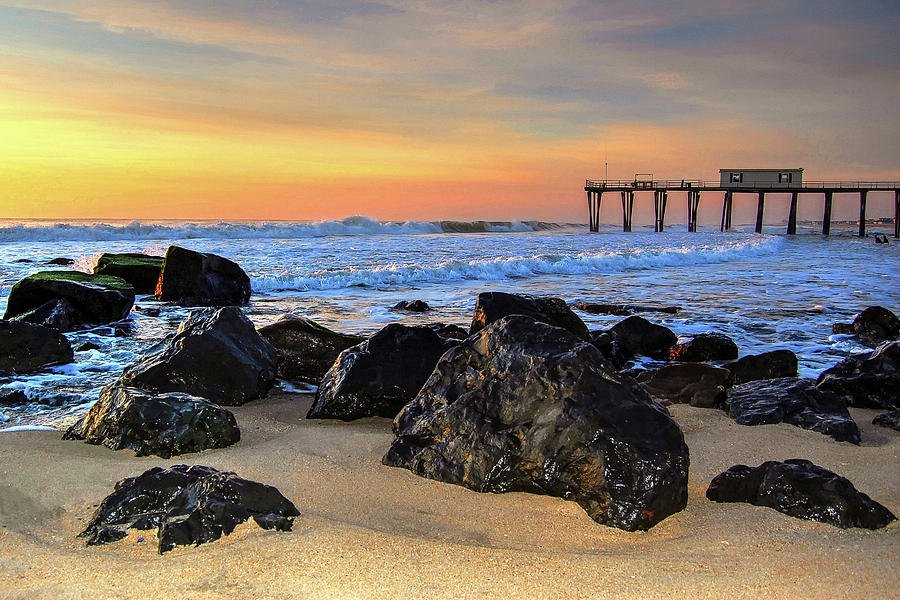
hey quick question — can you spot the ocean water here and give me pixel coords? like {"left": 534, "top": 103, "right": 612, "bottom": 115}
{"left": 1, "top": 217, "right": 898, "bottom": 430}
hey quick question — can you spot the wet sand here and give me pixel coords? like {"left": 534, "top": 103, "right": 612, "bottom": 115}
{"left": 0, "top": 393, "right": 897, "bottom": 599}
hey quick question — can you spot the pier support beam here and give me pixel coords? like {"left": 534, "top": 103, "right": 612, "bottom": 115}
{"left": 587, "top": 191, "right": 601, "bottom": 232}
{"left": 654, "top": 190, "right": 668, "bottom": 232}
{"left": 822, "top": 192, "right": 833, "bottom": 236}
{"left": 720, "top": 191, "right": 733, "bottom": 232}
{"left": 859, "top": 190, "right": 868, "bottom": 237}
{"left": 787, "top": 192, "right": 798, "bottom": 235}
{"left": 755, "top": 191, "right": 765, "bottom": 233}
{"left": 687, "top": 191, "right": 700, "bottom": 232}
{"left": 621, "top": 191, "right": 634, "bottom": 232}
{"left": 895, "top": 190, "right": 899, "bottom": 239}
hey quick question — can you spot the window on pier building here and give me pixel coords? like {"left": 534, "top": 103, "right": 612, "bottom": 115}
{"left": 779, "top": 172, "right": 793, "bottom": 183}
{"left": 730, "top": 172, "right": 743, "bottom": 183}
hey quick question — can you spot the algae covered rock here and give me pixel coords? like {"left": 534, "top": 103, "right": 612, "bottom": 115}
{"left": 155, "top": 246, "right": 251, "bottom": 306}
{"left": 93, "top": 253, "right": 164, "bottom": 294}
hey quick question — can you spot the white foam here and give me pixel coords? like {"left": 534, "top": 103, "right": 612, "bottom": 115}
{"left": 0, "top": 425, "right": 56, "bottom": 433}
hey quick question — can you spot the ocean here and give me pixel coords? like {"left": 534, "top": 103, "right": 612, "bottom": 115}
{"left": 1, "top": 217, "right": 898, "bottom": 430}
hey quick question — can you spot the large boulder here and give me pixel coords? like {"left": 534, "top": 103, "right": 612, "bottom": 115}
{"left": 706, "top": 459, "right": 896, "bottom": 529}
{"left": 723, "top": 349, "right": 798, "bottom": 386}
{"left": 636, "top": 363, "right": 730, "bottom": 408}
{"left": 0, "top": 320, "right": 74, "bottom": 375}
{"left": 63, "top": 384, "right": 240, "bottom": 458}
{"left": 832, "top": 306, "right": 900, "bottom": 347}
{"left": 307, "top": 324, "right": 454, "bottom": 420}
{"left": 816, "top": 342, "right": 900, "bottom": 410}
{"left": 155, "top": 246, "right": 251, "bottom": 306}
{"left": 726, "top": 377, "right": 860, "bottom": 444}
{"left": 93, "top": 253, "right": 164, "bottom": 294}
{"left": 383, "top": 316, "right": 690, "bottom": 532}
{"left": 669, "top": 333, "right": 739, "bottom": 362}
{"left": 469, "top": 292, "right": 589, "bottom": 341}
{"left": 257, "top": 314, "right": 364, "bottom": 384}
{"left": 3, "top": 271, "right": 135, "bottom": 329}
{"left": 79, "top": 465, "right": 300, "bottom": 553}
{"left": 118, "top": 307, "right": 277, "bottom": 406}
{"left": 608, "top": 315, "right": 677, "bottom": 360}
{"left": 10, "top": 298, "right": 77, "bottom": 331}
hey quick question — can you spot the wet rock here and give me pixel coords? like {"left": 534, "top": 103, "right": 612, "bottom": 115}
{"left": 79, "top": 464, "right": 300, "bottom": 553}
{"left": 832, "top": 306, "right": 900, "bottom": 347}
{"left": 608, "top": 316, "right": 677, "bottom": 360}
{"left": 669, "top": 333, "right": 739, "bottom": 362}
{"left": 636, "top": 363, "right": 730, "bottom": 408}
{"left": 119, "top": 307, "right": 277, "bottom": 406}
{"left": 257, "top": 314, "right": 364, "bottom": 384}
{"left": 0, "top": 320, "right": 74, "bottom": 375}
{"left": 383, "top": 316, "right": 690, "bottom": 532}
{"left": 873, "top": 409, "right": 900, "bottom": 431}
{"left": 3, "top": 271, "right": 135, "bottom": 329}
{"left": 469, "top": 291, "right": 589, "bottom": 341}
{"left": 64, "top": 384, "right": 240, "bottom": 458}
{"left": 134, "top": 305, "right": 161, "bottom": 317}
{"left": 0, "top": 390, "right": 29, "bottom": 405}
{"left": 428, "top": 323, "right": 470, "bottom": 340}
{"left": 10, "top": 298, "right": 77, "bottom": 331}
{"left": 723, "top": 349, "right": 798, "bottom": 385}
{"left": 726, "top": 377, "right": 860, "bottom": 444}
{"left": 392, "top": 300, "right": 430, "bottom": 312}
{"left": 155, "top": 246, "right": 251, "bottom": 306}
{"left": 46, "top": 257, "right": 74, "bottom": 265}
{"left": 816, "top": 341, "right": 900, "bottom": 410}
{"left": 706, "top": 459, "right": 896, "bottom": 529}
{"left": 93, "top": 253, "right": 164, "bottom": 294}
{"left": 589, "top": 330, "right": 628, "bottom": 369}
{"left": 14, "top": 259, "right": 32, "bottom": 263}
{"left": 308, "top": 324, "right": 454, "bottom": 420}
{"left": 577, "top": 302, "right": 681, "bottom": 316}
{"left": 77, "top": 341, "right": 101, "bottom": 352}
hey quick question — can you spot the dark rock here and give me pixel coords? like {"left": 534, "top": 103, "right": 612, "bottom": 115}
{"left": 10, "top": 299, "right": 77, "bottom": 331}
{"left": 134, "top": 305, "right": 161, "bottom": 317}
{"left": 469, "top": 291, "right": 589, "bottom": 341}
{"left": 816, "top": 341, "right": 900, "bottom": 409}
{"left": 14, "top": 259, "right": 32, "bottom": 263}
{"left": 636, "top": 363, "right": 730, "bottom": 408}
{"left": 257, "top": 314, "right": 364, "bottom": 384}
{"left": 873, "top": 409, "right": 900, "bottom": 431}
{"left": 0, "top": 390, "right": 29, "bottom": 405}
{"left": 706, "top": 459, "right": 896, "bottom": 529}
{"left": 118, "top": 307, "right": 277, "bottom": 406}
{"left": 427, "top": 323, "right": 470, "bottom": 340}
{"left": 726, "top": 377, "right": 860, "bottom": 444}
{"left": 669, "top": 333, "right": 739, "bottom": 362}
{"left": 3, "top": 271, "right": 135, "bottom": 329}
{"left": 46, "top": 257, "right": 74, "bottom": 265}
{"left": 308, "top": 324, "right": 454, "bottom": 420}
{"left": 832, "top": 306, "right": 900, "bottom": 347}
{"left": 589, "top": 329, "right": 628, "bottom": 369}
{"left": 577, "top": 302, "right": 681, "bottom": 316}
{"left": 383, "top": 316, "right": 690, "bottom": 532}
{"left": 608, "top": 316, "right": 677, "bottom": 360}
{"left": 79, "top": 464, "right": 300, "bottom": 553}
{"left": 392, "top": 300, "right": 430, "bottom": 312}
{"left": 0, "top": 320, "right": 74, "bottom": 375}
{"left": 93, "top": 253, "right": 164, "bottom": 294}
{"left": 155, "top": 246, "right": 251, "bottom": 306}
{"left": 63, "top": 384, "right": 240, "bottom": 458}
{"left": 77, "top": 342, "right": 101, "bottom": 352}
{"left": 723, "top": 349, "right": 798, "bottom": 385}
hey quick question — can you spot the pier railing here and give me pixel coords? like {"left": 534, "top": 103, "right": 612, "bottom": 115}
{"left": 586, "top": 179, "right": 900, "bottom": 190}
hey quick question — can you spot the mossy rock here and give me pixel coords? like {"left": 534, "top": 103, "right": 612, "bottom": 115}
{"left": 94, "top": 253, "right": 164, "bottom": 294}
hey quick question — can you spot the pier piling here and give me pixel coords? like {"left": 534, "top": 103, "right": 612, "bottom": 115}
{"left": 787, "top": 192, "right": 798, "bottom": 235}
{"left": 654, "top": 190, "right": 668, "bottom": 232}
{"left": 895, "top": 190, "right": 899, "bottom": 238}
{"left": 687, "top": 191, "right": 700, "bottom": 232}
{"left": 859, "top": 190, "right": 868, "bottom": 237}
{"left": 586, "top": 190, "right": 601, "bottom": 232}
{"left": 823, "top": 191, "right": 833, "bottom": 235}
{"left": 755, "top": 191, "right": 765, "bottom": 233}
{"left": 621, "top": 191, "right": 634, "bottom": 232}
{"left": 720, "top": 191, "right": 733, "bottom": 232}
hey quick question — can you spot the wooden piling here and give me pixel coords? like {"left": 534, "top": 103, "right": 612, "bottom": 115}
{"left": 687, "top": 191, "right": 700, "bottom": 232}
{"left": 822, "top": 191, "right": 833, "bottom": 236}
{"left": 586, "top": 191, "right": 602, "bottom": 233}
{"left": 621, "top": 191, "right": 634, "bottom": 232}
{"left": 660, "top": 191, "right": 668, "bottom": 232}
{"left": 754, "top": 191, "right": 765, "bottom": 233}
{"left": 720, "top": 191, "right": 733, "bottom": 232}
{"left": 895, "top": 190, "right": 899, "bottom": 239}
{"left": 787, "top": 192, "right": 798, "bottom": 235}
{"left": 858, "top": 190, "right": 868, "bottom": 237}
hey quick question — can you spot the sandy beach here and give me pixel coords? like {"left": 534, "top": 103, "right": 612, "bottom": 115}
{"left": 0, "top": 392, "right": 896, "bottom": 599}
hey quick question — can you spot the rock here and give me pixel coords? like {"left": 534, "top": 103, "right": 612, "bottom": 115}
{"left": 9, "top": 298, "right": 77, "bottom": 331}
{"left": 3, "top": 271, "right": 135, "bottom": 329}
{"left": 0, "top": 390, "right": 29, "bottom": 405}
{"left": 706, "top": 459, "right": 896, "bottom": 529}
{"left": 308, "top": 324, "right": 454, "bottom": 420}
{"left": 392, "top": 300, "right": 430, "bottom": 312}
{"left": 155, "top": 246, "right": 251, "bottom": 306}
{"left": 63, "top": 384, "right": 240, "bottom": 458}
{"left": 816, "top": 341, "right": 900, "bottom": 409}
{"left": 134, "top": 305, "right": 161, "bottom": 317}
{"left": 577, "top": 302, "right": 681, "bottom": 316}
{"left": 589, "top": 330, "right": 628, "bottom": 369}
{"left": 78, "top": 465, "right": 300, "bottom": 553}
{"left": 0, "top": 320, "right": 74, "bottom": 375}
{"left": 46, "top": 257, "right": 74, "bottom": 265}
{"left": 636, "top": 363, "right": 730, "bottom": 408}
{"left": 723, "top": 349, "right": 798, "bottom": 385}
{"left": 93, "top": 253, "right": 164, "bottom": 294}
{"left": 832, "top": 306, "right": 900, "bottom": 347}
{"left": 383, "top": 316, "right": 690, "bottom": 532}
{"left": 608, "top": 316, "right": 677, "bottom": 360}
{"left": 118, "top": 307, "right": 277, "bottom": 406}
{"left": 469, "top": 291, "right": 590, "bottom": 341}
{"left": 726, "top": 377, "right": 860, "bottom": 444}
{"left": 873, "top": 409, "right": 900, "bottom": 431}
{"left": 14, "top": 259, "right": 32, "bottom": 263}
{"left": 427, "top": 323, "right": 470, "bottom": 340}
{"left": 257, "top": 314, "right": 364, "bottom": 384}
{"left": 77, "top": 342, "right": 101, "bottom": 352}
{"left": 669, "top": 333, "right": 739, "bottom": 362}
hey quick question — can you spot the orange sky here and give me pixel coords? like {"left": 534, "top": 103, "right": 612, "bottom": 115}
{"left": 1, "top": 1, "right": 898, "bottom": 223}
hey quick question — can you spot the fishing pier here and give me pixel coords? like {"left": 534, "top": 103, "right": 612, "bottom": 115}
{"left": 585, "top": 172, "right": 900, "bottom": 238}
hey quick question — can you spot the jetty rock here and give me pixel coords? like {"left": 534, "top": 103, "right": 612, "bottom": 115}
{"left": 816, "top": 341, "right": 900, "bottom": 410}
{"left": 10, "top": 298, "right": 78, "bottom": 331}
{"left": 725, "top": 377, "right": 860, "bottom": 444}
{"left": 3, "top": 271, "right": 135, "bottom": 330}
{"left": 308, "top": 324, "right": 455, "bottom": 421}
{"left": 469, "top": 291, "right": 590, "bottom": 341}
{"left": 577, "top": 302, "right": 681, "bottom": 316}
{"left": 392, "top": 300, "right": 430, "bottom": 312}
{"left": 79, "top": 464, "right": 300, "bottom": 554}
{"left": 64, "top": 384, "right": 240, "bottom": 458}
{"left": 873, "top": 409, "right": 900, "bottom": 431}
{"left": 723, "top": 349, "right": 798, "bottom": 386}
{"left": 427, "top": 323, "right": 470, "bottom": 340}
{"left": 258, "top": 314, "right": 364, "bottom": 384}
{"left": 636, "top": 363, "right": 729, "bottom": 408}
{"left": 0, "top": 320, "right": 74, "bottom": 375}
{"left": 119, "top": 306, "right": 277, "bottom": 406}
{"left": 155, "top": 246, "right": 251, "bottom": 306}
{"left": 608, "top": 315, "right": 677, "bottom": 360}
{"left": 669, "top": 333, "right": 739, "bottom": 362}
{"left": 93, "top": 252, "right": 164, "bottom": 295}
{"left": 832, "top": 306, "right": 900, "bottom": 347}
{"left": 706, "top": 459, "right": 896, "bottom": 529}
{"left": 383, "top": 316, "right": 690, "bottom": 532}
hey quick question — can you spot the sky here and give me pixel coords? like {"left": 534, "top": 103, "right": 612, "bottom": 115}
{"left": 1, "top": 0, "right": 898, "bottom": 222}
